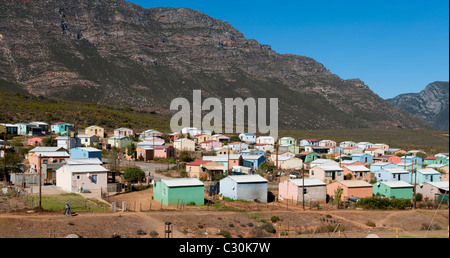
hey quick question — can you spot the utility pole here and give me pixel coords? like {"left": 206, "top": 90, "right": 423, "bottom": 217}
{"left": 38, "top": 154, "right": 42, "bottom": 210}
{"left": 413, "top": 167, "right": 417, "bottom": 209}
{"left": 3, "top": 123, "right": 7, "bottom": 185}
{"left": 302, "top": 166, "right": 305, "bottom": 211}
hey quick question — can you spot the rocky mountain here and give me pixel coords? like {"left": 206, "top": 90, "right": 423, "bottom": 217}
{"left": 387, "top": 81, "right": 449, "bottom": 130}
{"left": 0, "top": 0, "right": 428, "bottom": 131}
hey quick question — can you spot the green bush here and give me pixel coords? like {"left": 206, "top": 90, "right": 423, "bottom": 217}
{"left": 355, "top": 197, "right": 411, "bottom": 210}
{"left": 261, "top": 223, "right": 276, "bottom": 234}
{"left": 270, "top": 216, "right": 280, "bottom": 223}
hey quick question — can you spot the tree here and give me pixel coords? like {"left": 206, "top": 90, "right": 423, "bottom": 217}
{"left": 334, "top": 186, "right": 343, "bottom": 208}
{"left": 123, "top": 167, "right": 145, "bottom": 183}
{"left": 126, "top": 143, "right": 136, "bottom": 160}
{"left": 415, "top": 152, "right": 427, "bottom": 160}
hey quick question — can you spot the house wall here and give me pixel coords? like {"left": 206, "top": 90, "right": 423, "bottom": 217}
{"left": 280, "top": 158, "right": 303, "bottom": 170}
{"left": 69, "top": 149, "right": 102, "bottom": 161}
{"left": 327, "top": 182, "right": 373, "bottom": 201}
{"left": 309, "top": 167, "right": 344, "bottom": 182}
{"left": 373, "top": 184, "right": 413, "bottom": 199}
{"left": 56, "top": 167, "right": 107, "bottom": 193}
{"left": 374, "top": 171, "right": 410, "bottom": 183}
{"left": 174, "top": 140, "right": 195, "bottom": 151}
{"left": 154, "top": 181, "right": 204, "bottom": 206}
{"left": 278, "top": 180, "right": 299, "bottom": 201}
{"left": 220, "top": 178, "right": 268, "bottom": 202}
{"left": 85, "top": 126, "right": 105, "bottom": 138}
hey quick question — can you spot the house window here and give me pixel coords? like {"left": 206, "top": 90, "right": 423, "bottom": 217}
{"left": 77, "top": 175, "right": 80, "bottom": 179}
{"left": 91, "top": 175, "right": 98, "bottom": 183}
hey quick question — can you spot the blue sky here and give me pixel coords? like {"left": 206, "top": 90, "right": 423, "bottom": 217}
{"left": 128, "top": 0, "right": 449, "bottom": 99}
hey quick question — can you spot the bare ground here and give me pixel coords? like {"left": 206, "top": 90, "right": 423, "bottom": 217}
{"left": 0, "top": 187, "right": 448, "bottom": 238}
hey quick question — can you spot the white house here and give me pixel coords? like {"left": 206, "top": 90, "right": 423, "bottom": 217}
{"left": 356, "top": 142, "right": 374, "bottom": 150}
{"left": 56, "top": 163, "right": 108, "bottom": 193}
{"left": 77, "top": 134, "right": 100, "bottom": 147}
{"left": 256, "top": 136, "right": 275, "bottom": 145}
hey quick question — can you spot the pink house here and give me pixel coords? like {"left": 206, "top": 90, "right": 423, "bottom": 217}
{"left": 388, "top": 155, "right": 402, "bottom": 164}
{"left": 153, "top": 145, "right": 175, "bottom": 159}
{"left": 27, "top": 136, "right": 49, "bottom": 146}
{"left": 114, "top": 128, "right": 133, "bottom": 137}
{"left": 200, "top": 140, "right": 223, "bottom": 151}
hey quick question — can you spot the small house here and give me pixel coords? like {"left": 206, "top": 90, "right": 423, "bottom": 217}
{"left": 350, "top": 153, "right": 373, "bottom": 164}
{"left": 411, "top": 169, "right": 442, "bottom": 184}
{"left": 296, "top": 151, "right": 319, "bottom": 163}
{"left": 153, "top": 145, "right": 175, "bottom": 159}
{"left": 139, "top": 129, "right": 163, "bottom": 141}
{"left": 30, "top": 122, "right": 49, "bottom": 134}
{"left": 77, "top": 134, "right": 100, "bottom": 147}
{"left": 278, "top": 137, "right": 297, "bottom": 146}
{"left": 356, "top": 142, "right": 374, "bottom": 150}
{"left": 153, "top": 178, "right": 205, "bottom": 206}
{"left": 211, "top": 134, "right": 230, "bottom": 143}
{"left": 416, "top": 181, "right": 449, "bottom": 201}
{"left": 114, "top": 128, "right": 133, "bottom": 137}
{"left": 239, "top": 133, "right": 256, "bottom": 143}
{"left": 342, "top": 147, "right": 364, "bottom": 155}
{"left": 327, "top": 180, "right": 373, "bottom": 201}
{"left": 365, "top": 148, "right": 385, "bottom": 157}
{"left": 253, "top": 143, "right": 274, "bottom": 153}
{"left": 309, "top": 165, "right": 344, "bottom": 182}
{"left": 343, "top": 165, "right": 371, "bottom": 181}
{"left": 279, "top": 144, "right": 300, "bottom": 154}
{"left": 55, "top": 136, "right": 81, "bottom": 150}
{"left": 424, "top": 156, "right": 447, "bottom": 166}
{"left": 242, "top": 154, "right": 266, "bottom": 170}
{"left": 220, "top": 175, "right": 268, "bottom": 202}
{"left": 300, "top": 139, "right": 318, "bottom": 146}
{"left": 280, "top": 157, "right": 304, "bottom": 170}
{"left": 84, "top": 125, "right": 105, "bottom": 138}
{"left": 227, "top": 142, "right": 249, "bottom": 153}
{"left": 256, "top": 136, "right": 275, "bottom": 145}
{"left": 279, "top": 178, "right": 327, "bottom": 203}
{"left": 370, "top": 162, "right": 398, "bottom": 173}
{"left": 203, "top": 154, "right": 243, "bottom": 170}
{"left": 200, "top": 140, "right": 223, "bottom": 151}
{"left": 194, "top": 134, "right": 212, "bottom": 144}
{"left": 27, "top": 136, "right": 49, "bottom": 146}
{"left": 186, "top": 160, "right": 225, "bottom": 179}
{"left": 174, "top": 138, "right": 196, "bottom": 152}
{"left": 400, "top": 156, "right": 423, "bottom": 165}
{"left": 373, "top": 181, "right": 414, "bottom": 199}
{"left": 108, "top": 136, "right": 132, "bottom": 148}
{"left": 339, "top": 141, "right": 356, "bottom": 148}
{"left": 56, "top": 163, "right": 109, "bottom": 193}
{"left": 69, "top": 147, "right": 102, "bottom": 161}
{"left": 374, "top": 168, "right": 410, "bottom": 183}
{"left": 51, "top": 122, "right": 75, "bottom": 136}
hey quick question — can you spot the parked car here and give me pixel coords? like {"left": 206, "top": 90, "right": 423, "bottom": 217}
{"left": 289, "top": 171, "right": 302, "bottom": 179}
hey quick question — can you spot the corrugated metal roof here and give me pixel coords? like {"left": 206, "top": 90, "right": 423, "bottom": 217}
{"left": 34, "top": 151, "right": 70, "bottom": 157}
{"left": 337, "top": 180, "right": 372, "bottom": 188}
{"left": 289, "top": 178, "right": 326, "bottom": 187}
{"left": 418, "top": 168, "right": 440, "bottom": 175}
{"left": 381, "top": 181, "right": 413, "bottom": 188}
{"left": 345, "top": 165, "right": 370, "bottom": 172}
{"left": 29, "top": 147, "right": 65, "bottom": 152}
{"left": 316, "top": 165, "right": 344, "bottom": 171}
{"left": 384, "top": 168, "right": 409, "bottom": 174}
{"left": 227, "top": 175, "right": 268, "bottom": 183}
{"left": 160, "top": 178, "right": 204, "bottom": 187}
{"left": 65, "top": 164, "right": 108, "bottom": 173}
{"left": 425, "top": 181, "right": 449, "bottom": 191}
{"left": 65, "top": 158, "right": 102, "bottom": 165}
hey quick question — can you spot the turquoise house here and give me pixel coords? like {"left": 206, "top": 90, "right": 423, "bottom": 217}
{"left": 153, "top": 178, "right": 205, "bottom": 206}
{"left": 424, "top": 156, "right": 447, "bottom": 166}
{"left": 410, "top": 169, "right": 442, "bottom": 184}
{"left": 373, "top": 181, "right": 413, "bottom": 199}
{"left": 51, "top": 122, "right": 75, "bottom": 135}
{"left": 400, "top": 156, "right": 422, "bottom": 165}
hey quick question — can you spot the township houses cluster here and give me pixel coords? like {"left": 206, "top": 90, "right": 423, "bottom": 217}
{"left": 1, "top": 122, "right": 449, "bottom": 207}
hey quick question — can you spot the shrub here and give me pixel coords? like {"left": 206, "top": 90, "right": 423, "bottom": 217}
{"left": 150, "top": 231, "right": 159, "bottom": 238}
{"left": 217, "top": 230, "right": 232, "bottom": 238}
{"left": 261, "top": 223, "right": 276, "bottom": 234}
{"left": 270, "top": 216, "right": 280, "bottom": 223}
{"left": 355, "top": 197, "right": 411, "bottom": 210}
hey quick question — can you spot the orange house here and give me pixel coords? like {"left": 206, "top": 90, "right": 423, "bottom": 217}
{"left": 327, "top": 180, "right": 373, "bottom": 201}
{"left": 388, "top": 155, "right": 402, "bottom": 164}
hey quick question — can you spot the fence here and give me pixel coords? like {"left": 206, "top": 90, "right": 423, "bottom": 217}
{"left": 0, "top": 185, "right": 38, "bottom": 212}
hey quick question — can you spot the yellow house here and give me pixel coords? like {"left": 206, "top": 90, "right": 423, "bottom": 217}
{"left": 186, "top": 160, "right": 224, "bottom": 179}
{"left": 85, "top": 125, "right": 105, "bottom": 138}
{"left": 195, "top": 134, "right": 212, "bottom": 144}
{"left": 215, "top": 147, "right": 236, "bottom": 155}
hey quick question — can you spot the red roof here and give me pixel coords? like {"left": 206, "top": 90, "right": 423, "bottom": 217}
{"left": 187, "top": 160, "right": 211, "bottom": 166}
{"left": 366, "top": 148, "right": 378, "bottom": 151}
{"left": 425, "top": 156, "right": 438, "bottom": 160}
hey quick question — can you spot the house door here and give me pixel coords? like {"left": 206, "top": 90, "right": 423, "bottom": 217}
{"left": 72, "top": 180, "right": 77, "bottom": 193}
{"left": 332, "top": 172, "right": 336, "bottom": 180}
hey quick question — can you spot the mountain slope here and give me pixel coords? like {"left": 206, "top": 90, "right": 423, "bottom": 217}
{"left": 387, "top": 81, "right": 449, "bottom": 130}
{"left": 0, "top": 0, "right": 428, "bottom": 131}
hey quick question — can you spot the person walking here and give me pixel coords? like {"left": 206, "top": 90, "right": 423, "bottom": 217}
{"left": 64, "top": 202, "right": 71, "bottom": 216}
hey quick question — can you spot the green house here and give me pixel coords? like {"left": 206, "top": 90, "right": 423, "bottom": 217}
{"left": 373, "top": 181, "right": 413, "bottom": 199}
{"left": 297, "top": 151, "right": 319, "bottom": 163}
{"left": 153, "top": 178, "right": 205, "bottom": 206}
{"left": 424, "top": 156, "right": 447, "bottom": 166}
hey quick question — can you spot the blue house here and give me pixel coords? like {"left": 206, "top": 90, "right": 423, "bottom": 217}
{"left": 374, "top": 168, "right": 410, "bottom": 183}
{"left": 15, "top": 123, "right": 42, "bottom": 136}
{"left": 69, "top": 147, "right": 102, "bottom": 161}
{"left": 219, "top": 175, "right": 268, "bottom": 202}
{"left": 401, "top": 156, "right": 423, "bottom": 165}
{"left": 411, "top": 169, "right": 441, "bottom": 184}
{"left": 239, "top": 133, "right": 257, "bottom": 143}
{"left": 370, "top": 162, "right": 398, "bottom": 173}
{"left": 241, "top": 149, "right": 265, "bottom": 156}
{"left": 350, "top": 153, "right": 373, "bottom": 164}
{"left": 51, "top": 122, "right": 75, "bottom": 135}
{"left": 242, "top": 154, "right": 266, "bottom": 169}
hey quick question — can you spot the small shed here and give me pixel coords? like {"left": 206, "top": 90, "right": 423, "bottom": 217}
{"left": 56, "top": 164, "right": 108, "bottom": 193}
{"left": 220, "top": 175, "right": 268, "bottom": 202}
{"left": 153, "top": 178, "right": 205, "bottom": 206}
{"left": 278, "top": 178, "right": 327, "bottom": 203}
{"left": 416, "top": 181, "right": 449, "bottom": 201}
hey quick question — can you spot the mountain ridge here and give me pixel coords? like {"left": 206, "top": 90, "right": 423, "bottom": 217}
{"left": 0, "top": 0, "right": 429, "bottom": 131}
{"left": 387, "top": 81, "right": 449, "bottom": 130}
